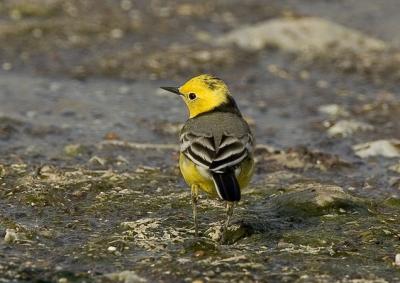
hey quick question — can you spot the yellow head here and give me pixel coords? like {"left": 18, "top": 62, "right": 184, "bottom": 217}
{"left": 161, "top": 74, "right": 230, "bottom": 118}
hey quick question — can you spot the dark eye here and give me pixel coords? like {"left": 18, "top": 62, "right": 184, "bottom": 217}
{"left": 188, "top": 93, "right": 196, "bottom": 100}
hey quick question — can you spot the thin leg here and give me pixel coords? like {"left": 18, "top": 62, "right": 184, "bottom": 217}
{"left": 225, "top": 201, "right": 235, "bottom": 231}
{"left": 221, "top": 201, "right": 235, "bottom": 243}
{"left": 191, "top": 184, "right": 199, "bottom": 236}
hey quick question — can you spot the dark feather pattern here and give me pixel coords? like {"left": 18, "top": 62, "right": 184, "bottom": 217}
{"left": 195, "top": 96, "right": 242, "bottom": 118}
{"left": 212, "top": 171, "right": 241, "bottom": 201}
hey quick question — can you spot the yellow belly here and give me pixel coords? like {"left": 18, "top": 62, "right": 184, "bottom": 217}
{"left": 179, "top": 153, "right": 254, "bottom": 198}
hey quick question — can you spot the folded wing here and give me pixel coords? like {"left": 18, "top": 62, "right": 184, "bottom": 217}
{"left": 180, "top": 131, "right": 253, "bottom": 173}
{"left": 180, "top": 131, "right": 253, "bottom": 201}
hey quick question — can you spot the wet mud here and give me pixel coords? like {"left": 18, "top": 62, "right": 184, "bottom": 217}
{"left": 1, "top": 1, "right": 400, "bottom": 282}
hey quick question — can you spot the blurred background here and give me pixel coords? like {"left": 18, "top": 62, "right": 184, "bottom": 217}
{"left": 1, "top": 0, "right": 399, "bottom": 177}
{"left": 1, "top": 1, "right": 400, "bottom": 282}
{"left": 0, "top": 0, "right": 399, "bottom": 160}
{"left": 1, "top": 0, "right": 400, "bottom": 80}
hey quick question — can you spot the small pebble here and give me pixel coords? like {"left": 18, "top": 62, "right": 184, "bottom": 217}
{"left": 32, "top": 28, "right": 43, "bottom": 38}
{"left": 118, "top": 86, "right": 130, "bottom": 94}
{"left": 120, "top": 0, "right": 132, "bottom": 10}
{"left": 10, "top": 9, "right": 22, "bottom": 20}
{"left": 26, "top": 111, "right": 37, "bottom": 119}
{"left": 194, "top": 250, "right": 205, "bottom": 257}
{"left": 64, "top": 144, "right": 85, "bottom": 157}
{"left": 4, "top": 229, "right": 18, "bottom": 243}
{"left": 299, "top": 70, "right": 310, "bottom": 80}
{"left": 88, "top": 156, "right": 107, "bottom": 166}
{"left": 49, "top": 82, "right": 62, "bottom": 92}
{"left": 104, "top": 132, "right": 120, "bottom": 140}
{"left": 203, "top": 270, "right": 215, "bottom": 277}
{"left": 316, "top": 80, "right": 329, "bottom": 88}
{"left": 318, "top": 104, "right": 349, "bottom": 117}
{"left": 395, "top": 254, "right": 400, "bottom": 266}
{"left": 107, "top": 246, "right": 117, "bottom": 252}
{"left": 110, "top": 29, "right": 124, "bottom": 39}
{"left": 2, "top": 62, "right": 12, "bottom": 71}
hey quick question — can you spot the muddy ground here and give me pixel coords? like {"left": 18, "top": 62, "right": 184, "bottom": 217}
{"left": 0, "top": 1, "right": 400, "bottom": 282}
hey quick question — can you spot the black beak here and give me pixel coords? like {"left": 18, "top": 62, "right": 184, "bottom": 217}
{"left": 160, "top": 86, "right": 181, "bottom": 95}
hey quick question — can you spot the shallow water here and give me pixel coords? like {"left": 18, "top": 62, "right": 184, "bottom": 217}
{"left": 0, "top": 0, "right": 400, "bottom": 282}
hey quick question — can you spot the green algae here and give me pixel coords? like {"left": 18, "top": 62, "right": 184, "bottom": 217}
{"left": 7, "top": 2, "right": 62, "bottom": 18}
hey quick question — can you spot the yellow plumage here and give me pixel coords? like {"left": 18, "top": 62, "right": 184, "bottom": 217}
{"left": 179, "top": 153, "right": 254, "bottom": 198}
{"left": 179, "top": 74, "right": 229, "bottom": 118}
{"left": 161, "top": 74, "right": 255, "bottom": 238}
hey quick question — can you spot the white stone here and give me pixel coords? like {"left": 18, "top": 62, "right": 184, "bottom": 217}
{"left": 318, "top": 104, "right": 349, "bottom": 117}
{"left": 353, "top": 140, "right": 400, "bottom": 158}
{"left": 327, "top": 120, "right": 374, "bottom": 137}
{"left": 107, "top": 246, "right": 117, "bottom": 252}
{"left": 4, "top": 229, "right": 18, "bottom": 243}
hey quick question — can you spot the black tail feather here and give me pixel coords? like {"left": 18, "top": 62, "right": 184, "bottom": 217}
{"left": 212, "top": 171, "right": 241, "bottom": 201}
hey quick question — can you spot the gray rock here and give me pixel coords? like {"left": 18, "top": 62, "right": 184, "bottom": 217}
{"left": 204, "top": 222, "right": 253, "bottom": 244}
{"left": 217, "top": 17, "right": 386, "bottom": 55}
{"left": 271, "top": 183, "right": 365, "bottom": 217}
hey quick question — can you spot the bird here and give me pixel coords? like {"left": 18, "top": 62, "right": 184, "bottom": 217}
{"left": 161, "top": 74, "right": 255, "bottom": 238}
